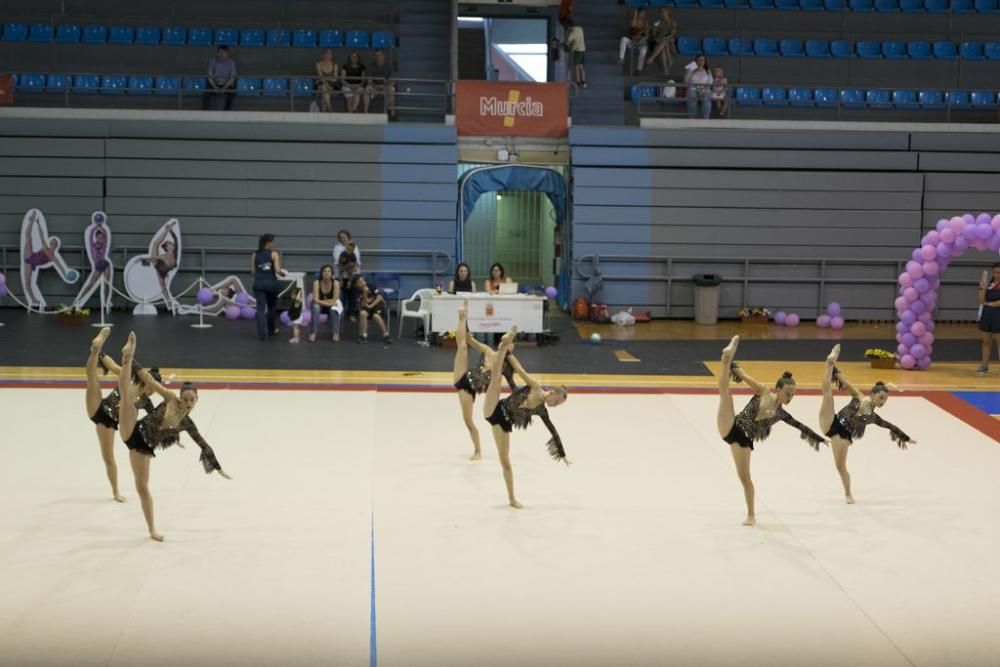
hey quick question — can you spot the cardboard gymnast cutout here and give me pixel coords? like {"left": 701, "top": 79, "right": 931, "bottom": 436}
{"left": 176, "top": 276, "right": 257, "bottom": 316}
{"left": 72, "top": 211, "right": 114, "bottom": 312}
{"left": 124, "top": 219, "right": 182, "bottom": 315}
{"left": 20, "top": 208, "right": 79, "bottom": 311}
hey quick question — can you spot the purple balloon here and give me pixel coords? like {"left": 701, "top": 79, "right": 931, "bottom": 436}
{"left": 240, "top": 306, "right": 255, "bottom": 320}
{"left": 936, "top": 218, "right": 949, "bottom": 231}
{"left": 197, "top": 288, "right": 214, "bottom": 305}
{"left": 545, "top": 286, "right": 558, "bottom": 299}
{"left": 279, "top": 311, "right": 291, "bottom": 326}
{"left": 918, "top": 311, "right": 933, "bottom": 323}
{"left": 918, "top": 332, "right": 934, "bottom": 346}
{"left": 913, "top": 278, "right": 930, "bottom": 293}
{"left": 305, "top": 293, "right": 314, "bottom": 308}
{"left": 955, "top": 236, "right": 970, "bottom": 252}
{"left": 919, "top": 293, "right": 937, "bottom": 308}
{"left": 224, "top": 305, "right": 240, "bottom": 320}
{"left": 234, "top": 291, "right": 249, "bottom": 306}
{"left": 0, "top": 285, "right": 6, "bottom": 298}
{"left": 301, "top": 310, "right": 312, "bottom": 327}
{"left": 936, "top": 242, "right": 952, "bottom": 259}
{"left": 774, "top": 311, "right": 787, "bottom": 325}
{"left": 910, "top": 321, "right": 927, "bottom": 337}
{"left": 925, "top": 230, "right": 942, "bottom": 246}
{"left": 827, "top": 302, "right": 842, "bottom": 316}
{"left": 897, "top": 343, "right": 908, "bottom": 356}
{"left": 903, "top": 287, "right": 919, "bottom": 302}
{"left": 901, "top": 310, "right": 916, "bottom": 324}
{"left": 0, "top": 272, "right": 6, "bottom": 287}
{"left": 977, "top": 213, "right": 992, "bottom": 226}
{"left": 911, "top": 300, "right": 927, "bottom": 315}
{"left": 896, "top": 321, "right": 908, "bottom": 333}
{"left": 901, "top": 332, "right": 917, "bottom": 346}
{"left": 920, "top": 245, "right": 937, "bottom": 260}
{"left": 989, "top": 236, "right": 1000, "bottom": 252}
{"left": 912, "top": 248, "right": 925, "bottom": 262}
{"left": 917, "top": 356, "right": 931, "bottom": 369}
{"left": 319, "top": 313, "right": 329, "bottom": 324}
{"left": 817, "top": 314, "right": 831, "bottom": 328}
{"left": 830, "top": 316, "right": 844, "bottom": 330}
{"left": 977, "top": 223, "right": 993, "bottom": 240}
{"left": 910, "top": 343, "right": 927, "bottom": 359}
{"left": 900, "top": 354, "right": 916, "bottom": 370}
{"left": 964, "top": 224, "right": 979, "bottom": 240}
{"left": 963, "top": 213, "right": 976, "bottom": 225}
{"left": 923, "top": 261, "right": 939, "bottom": 276}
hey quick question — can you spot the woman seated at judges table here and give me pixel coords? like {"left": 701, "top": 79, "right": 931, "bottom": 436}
{"left": 484, "top": 262, "right": 512, "bottom": 294}
{"left": 449, "top": 262, "right": 476, "bottom": 294}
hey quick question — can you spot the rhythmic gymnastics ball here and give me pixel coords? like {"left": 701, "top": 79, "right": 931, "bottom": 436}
{"left": 774, "top": 311, "right": 787, "bottom": 325}
{"left": 234, "top": 291, "right": 250, "bottom": 306}
{"left": 590, "top": 332, "right": 601, "bottom": 344}
{"left": 784, "top": 313, "right": 800, "bottom": 327}
{"left": 545, "top": 286, "right": 558, "bottom": 299}
{"left": 196, "top": 288, "right": 214, "bottom": 305}
{"left": 826, "top": 302, "right": 842, "bottom": 317}
{"left": 279, "top": 311, "right": 291, "bottom": 326}
{"left": 240, "top": 306, "right": 255, "bottom": 320}
{"left": 816, "top": 314, "right": 831, "bottom": 328}
{"left": 224, "top": 305, "right": 240, "bottom": 320}
{"left": 830, "top": 316, "right": 845, "bottom": 330}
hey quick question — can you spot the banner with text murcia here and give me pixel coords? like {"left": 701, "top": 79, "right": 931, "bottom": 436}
{"left": 455, "top": 81, "right": 569, "bottom": 138}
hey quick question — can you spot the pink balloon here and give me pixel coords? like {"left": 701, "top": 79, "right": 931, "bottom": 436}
{"left": 894, "top": 296, "right": 909, "bottom": 312}
{"left": 907, "top": 262, "right": 924, "bottom": 279}
{"left": 785, "top": 313, "right": 800, "bottom": 327}
{"left": 950, "top": 216, "right": 966, "bottom": 232}
{"left": 940, "top": 228, "right": 956, "bottom": 243}
{"left": 919, "top": 332, "right": 934, "bottom": 346}
{"left": 925, "top": 230, "right": 941, "bottom": 246}
{"left": 923, "top": 261, "right": 939, "bottom": 276}
{"left": 973, "top": 239, "right": 988, "bottom": 251}
{"left": 900, "top": 354, "right": 916, "bottom": 369}
{"left": 830, "top": 316, "right": 844, "bottom": 330}
{"left": 903, "top": 287, "right": 919, "bottom": 302}
{"left": 917, "top": 356, "right": 931, "bottom": 369}
{"left": 992, "top": 214, "right": 1000, "bottom": 229}
{"left": 989, "top": 236, "right": 1000, "bottom": 252}
{"left": 897, "top": 343, "right": 908, "bottom": 356}
{"left": 910, "top": 321, "right": 927, "bottom": 337}
{"left": 224, "top": 305, "right": 240, "bottom": 320}
{"left": 301, "top": 310, "right": 312, "bottom": 327}
{"left": 918, "top": 312, "right": 933, "bottom": 323}
{"left": 898, "top": 273, "right": 913, "bottom": 288}
{"left": 305, "top": 293, "right": 314, "bottom": 308}
{"left": 920, "top": 245, "right": 937, "bottom": 260}
{"left": 816, "top": 314, "right": 831, "bottom": 328}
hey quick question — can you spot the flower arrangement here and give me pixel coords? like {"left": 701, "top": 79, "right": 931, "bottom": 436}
{"left": 864, "top": 348, "right": 896, "bottom": 360}
{"left": 56, "top": 306, "right": 91, "bottom": 324}
{"left": 739, "top": 307, "right": 771, "bottom": 324}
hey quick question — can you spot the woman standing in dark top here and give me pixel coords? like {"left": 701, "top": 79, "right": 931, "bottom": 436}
{"left": 449, "top": 262, "right": 476, "bottom": 294}
{"left": 976, "top": 263, "right": 1000, "bottom": 375}
{"left": 252, "top": 234, "right": 288, "bottom": 341}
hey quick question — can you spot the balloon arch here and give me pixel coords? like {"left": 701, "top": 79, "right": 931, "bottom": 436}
{"left": 896, "top": 212, "right": 1000, "bottom": 370}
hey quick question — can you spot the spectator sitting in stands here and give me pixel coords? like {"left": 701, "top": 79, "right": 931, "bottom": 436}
{"left": 366, "top": 49, "right": 395, "bottom": 116}
{"left": 315, "top": 49, "right": 340, "bottom": 113}
{"left": 203, "top": 45, "right": 236, "bottom": 111}
{"left": 618, "top": 8, "right": 649, "bottom": 73}
{"left": 348, "top": 274, "right": 391, "bottom": 344}
{"left": 646, "top": 8, "right": 678, "bottom": 75}
{"left": 310, "top": 264, "right": 342, "bottom": 343}
{"left": 333, "top": 229, "right": 361, "bottom": 270}
{"left": 711, "top": 66, "right": 729, "bottom": 118}
{"left": 342, "top": 51, "right": 367, "bottom": 113}
{"left": 564, "top": 21, "right": 587, "bottom": 89}
{"left": 684, "top": 55, "right": 712, "bottom": 119}
{"left": 338, "top": 242, "right": 359, "bottom": 283}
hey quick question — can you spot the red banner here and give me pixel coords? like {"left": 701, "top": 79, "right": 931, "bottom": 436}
{"left": 456, "top": 81, "right": 568, "bottom": 138}
{"left": 0, "top": 74, "right": 13, "bottom": 106}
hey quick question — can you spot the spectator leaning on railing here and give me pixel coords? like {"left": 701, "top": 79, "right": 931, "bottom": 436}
{"left": 203, "top": 45, "right": 236, "bottom": 111}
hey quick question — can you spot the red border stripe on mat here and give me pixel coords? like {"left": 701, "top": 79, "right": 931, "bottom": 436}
{"left": 924, "top": 393, "right": 1000, "bottom": 443}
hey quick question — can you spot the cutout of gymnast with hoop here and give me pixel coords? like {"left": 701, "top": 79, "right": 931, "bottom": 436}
{"left": 819, "top": 344, "right": 915, "bottom": 504}
{"left": 73, "top": 211, "right": 114, "bottom": 311}
{"left": 140, "top": 220, "right": 181, "bottom": 311}
{"left": 717, "top": 336, "right": 826, "bottom": 526}
{"left": 452, "top": 303, "right": 516, "bottom": 460}
{"left": 113, "top": 330, "right": 231, "bottom": 541}
{"left": 481, "top": 323, "right": 569, "bottom": 509}
{"left": 20, "top": 208, "right": 78, "bottom": 310}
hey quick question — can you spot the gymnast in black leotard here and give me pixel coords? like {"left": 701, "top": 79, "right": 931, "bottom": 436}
{"left": 481, "top": 327, "right": 568, "bottom": 509}
{"left": 115, "top": 331, "right": 231, "bottom": 542}
{"left": 819, "top": 345, "right": 915, "bottom": 504}
{"left": 451, "top": 302, "right": 517, "bottom": 460}
{"left": 717, "top": 336, "right": 826, "bottom": 526}
{"left": 85, "top": 328, "right": 161, "bottom": 502}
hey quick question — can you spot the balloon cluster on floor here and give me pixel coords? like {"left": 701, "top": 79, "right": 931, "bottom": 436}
{"left": 815, "top": 302, "right": 845, "bottom": 330}
{"left": 896, "top": 213, "right": 1000, "bottom": 370}
{"left": 0, "top": 272, "right": 7, "bottom": 298}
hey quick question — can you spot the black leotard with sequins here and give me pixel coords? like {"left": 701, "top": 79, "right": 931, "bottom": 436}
{"left": 485, "top": 386, "right": 566, "bottom": 461}
{"left": 825, "top": 398, "right": 911, "bottom": 447}
{"left": 124, "top": 402, "right": 221, "bottom": 473}
{"left": 724, "top": 394, "right": 825, "bottom": 451}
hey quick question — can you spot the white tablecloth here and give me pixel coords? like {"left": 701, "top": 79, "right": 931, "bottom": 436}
{"left": 431, "top": 293, "right": 546, "bottom": 333}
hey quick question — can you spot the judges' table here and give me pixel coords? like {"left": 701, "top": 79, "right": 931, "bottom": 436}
{"left": 431, "top": 293, "right": 546, "bottom": 333}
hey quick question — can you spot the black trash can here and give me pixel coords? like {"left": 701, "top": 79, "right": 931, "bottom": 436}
{"left": 692, "top": 273, "right": 723, "bottom": 325}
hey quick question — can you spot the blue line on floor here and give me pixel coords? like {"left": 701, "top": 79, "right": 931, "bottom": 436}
{"left": 370, "top": 508, "right": 377, "bottom": 667}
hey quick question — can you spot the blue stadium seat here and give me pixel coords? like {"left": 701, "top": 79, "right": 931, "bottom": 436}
{"left": 215, "top": 28, "right": 238, "bottom": 46}
{"left": 627, "top": 0, "right": 650, "bottom": 4}
{"left": 674, "top": 0, "right": 699, "bottom": 6}
{"left": 924, "top": 0, "right": 947, "bottom": 9}
{"left": 918, "top": 90, "right": 944, "bottom": 108}
{"left": 82, "top": 25, "right": 107, "bottom": 44}
{"left": 951, "top": 0, "right": 974, "bottom": 11}
{"left": 46, "top": 74, "right": 70, "bottom": 92}
{"left": 649, "top": 0, "right": 671, "bottom": 5}
{"left": 946, "top": 90, "right": 971, "bottom": 108}
{"left": 2, "top": 23, "right": 28, "bottom": 42}
{"left": 900, "top": 0, "right": 925, "bottom": 9}
{"left": 971, "top": 90, "right": 997, "bottom": 106}
{"left": 831, "top": 40, "right": 851, "bottom": 58}
{"left": 882, "top": 41, "right": 907, "bottom": 58}
{"left": 856, "top": 40, "right": 882, "bottom": 58}
{"left": 240, "top": 29, "right": 265, "bottom": 47}
{"left": 346, "top": 30, "right": 370, "bottom": 48}
{"left": 724, "top": 0, "right": 750, "bottom": 6}
{"left": 293, "top": 29, "right": 317, "bottom": 47}
{"left": 775, "top": 0, "right": 799, "bottom": 8}
{"left": 849, "top": 0, "right": 874, "bottom": 9}
{"left": 800, "top": 0, "right": 825, "bottom": 9}
{"left": 866, "top": 89, "right": 891, "bottom": 108}
{"left": 293, "top": 78, "right": 315, "bottom": 96}
{"left": 907, "top": 41, "right": 932, "bottom": 58}
{"left": 788, "top": 87, "right": 814, "bottom": 106}
{"left": 678, "top": 36, "right": 702, "bottom": 55}
{"left": 135, "top": 26, "right": 160, "bottom": 44}
{"left": 975, "top": 0, "right": 999, "bottom": 10}
{"left": 267, "top": 29, "right": 290, "bottom": 47}
{"left": 728, "top": 38, "right": 752, "bottom": 55}
{"left": 824, "top": 0, "right": 846, "bottom": 8}
{"left": 101, "top": 75, "right": 127, "bottom": 94}
{"left": 188, "top": 28, "right": 213, "bottom": 46}
{"left": 74, "top": 74, "right": 100, "bottom": 94}
{"left": 961, "top": 42, "right": 985, "bottom": 59}
{"left": 933, "top": 41, "right": 958, "bottom": 59}
{"left": 735, "top": 87, "right": 761, "bottom": 105}
{"left": 631, "top": 85, "right": 658, "bottom": 103}
{"left": 806, "top": 40, "right": 830, "bottom": 57}
{"left": 762, "top": 87, "right": 787, "bottom": 105}
{"left": 237, "top": 77, "right": 261, "bottom": 95}
{"left": 986, "top": 42, "right": 1000, "bottom": 59}
{"left": 892, "top": 90, "right": 918, "bottom": 108}
{"left": 703, "top": 37, "right": 728, "bottom": 55}
{"left": 840, "top": 88, "right": 865, "bottom": 108}
{"left": 753, "top": 38, "right": 779, "bottom": 56}
{"left": 750, "top": 0, "right": 774, "bottom": 7}
{"left": 128, "top": 75, "right": 153, "bottom": 94}
{"left": 372, "top": 31, "right": 396, "bottom": 48}
{"left": 262, "top": 77, "right": 288, "bottom": 96}
{"left": 780, "top": 39, "right": 805, "bottom": 56}
{"left": 875, "top": 0, "right": 900, "bottom": 9}
{"left": 163, "top": 27, "right": 186, "bottom": 45}
{"left": 108, "top": 26, "right": 134, "bottom": 44}
{"left": 28, "top": 24, "right": 52, "bottom": 43}
{"left": 183, "top": 77, "right": 207, "bottom": 93}
{"left": 814, "top": 88, "right": 838, "bottom": 107}
{"left": 319, "top": 30, "right": 344, "bottom": 47}
{"left": 56, "top": 25, "right": 81, "bottom": 43}
{"left": 155, "top": 76, "right": 180, "bottom": 95}
{"left": 17, "top": 73, "right": 45, "bottom": 91}
{"left": 701, "top": 0, "right": 725, "bottom": 7}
